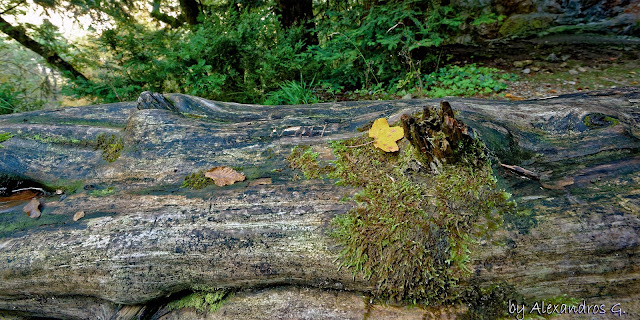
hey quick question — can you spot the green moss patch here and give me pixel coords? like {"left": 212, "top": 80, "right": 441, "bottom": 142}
{"left": 288, "top": 109, "right": 516, "bottom": 306}
{"left": 94, "top": 133, "right": 124, "bottom": 163}
{"left": 0, "top": 201, "right": 70, "bottom": 237}
{"left": 583, "top": 113, "right": 619, "bottom": 128}
{"left": 167, "top": 289, "right": 230, "bottom": 314}
{"left": 45, "top": 179, "right": 85, "bottom": 195}
{"left": 286, "top": 146, "right": 331, "bottom": 179}
{"left": 0, "top": 132, "right": 13, "bottom": 148}
{"left": 88, "top": 186, "right": 115, "bottom": 197}
{"left": 27, "top": 134, "right": 89, "bottom": 146}
{"left": 182, "top": 170, "right": 215, "bottom": 189}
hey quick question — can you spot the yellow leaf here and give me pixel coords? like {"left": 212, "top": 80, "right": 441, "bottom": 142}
{"left": 368, "top": 118, "right": 404, "bottom": 152}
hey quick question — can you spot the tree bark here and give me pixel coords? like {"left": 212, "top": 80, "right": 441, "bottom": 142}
{"left": 179, "top": 0, "right": 201, "bottom": 25}
{"left": 275, "top": 0, "right": 318, "bottom": 47}
{"left": 0, "top": 89, "right": 639, "bottom": 319}
{"left": 0, "top": 15, "right": 88, "bottom": 82}
{"left": 151, "top": 0, "right": 185, "bottom": 28}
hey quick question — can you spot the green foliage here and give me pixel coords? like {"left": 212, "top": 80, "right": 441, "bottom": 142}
{"left": 263, "top": 76, "right": 319, "bottom": 105}
{"left": 289, "top": 123, "right": 516, "bottom": 305}
{"left": 167, "top": 289, "right": 230, "bottom": 314}
{"left": 66, "top": 6, "right": 310, "bottom": 104}
{"left": 94, "top": 133, "right": 123, "bottom": 163}
{"left": 0, "top": 83, "right": 18, "bottom": 115}
{"left": 422, "top": 64, "right": 515, "bottom": 98}
{"left": 60, "top": 1, "right": 507, "bottom": 104}
{"left": 311, "top": 1, "right": 482, "bottom": 91}
{"left": 0, "top": 39, "right": 60, "bottom": 112}
{"left": 471, "top": 12, "right": 505, "bottom": 26}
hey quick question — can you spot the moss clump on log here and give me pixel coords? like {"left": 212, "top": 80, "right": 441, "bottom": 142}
{"left": 286, "top": 146, "right": 332, "bottom": 179}
{"left": 182, "top": 170, "right": 215, "bottom": 189}
{"left": 94, "top": 133, "right": 124, "bottom": 163}
{"left": 167, "top": 289, "right": 231, "bottom": 314}
{"left": 288, "top": 104, "right": 516, "bottom": 305}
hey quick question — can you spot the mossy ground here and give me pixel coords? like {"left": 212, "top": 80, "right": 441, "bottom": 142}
{"left": 288, "top": 115, "right": 516, "bottom": 306}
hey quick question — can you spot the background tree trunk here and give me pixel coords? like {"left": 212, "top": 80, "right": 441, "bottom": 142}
{"left": 275, "top": 0, "right": 318, "bottom": 47}
{"left": 0, "top": 15, "right": 88, "bottom": 81}
{"left": 179, "top": 0, "right": 201, "bottom": 25}
{"left": 0, "top": 89, "right": 639, "bottom": 319}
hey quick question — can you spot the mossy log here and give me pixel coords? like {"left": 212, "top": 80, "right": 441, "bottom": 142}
{"left": 0, "top": 89, "right": 639, "bottom": 319}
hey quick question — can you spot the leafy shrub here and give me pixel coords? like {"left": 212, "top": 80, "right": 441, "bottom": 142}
{"left": 66, "top": 6, "right": 311, "bottom": 104}
{"left": 311, "top": 1, "right": 471, "bottom": 91}
{"left": 422, "top": 64, "right": 516, "bottom": 97}
{"left": 0, "top": 83, "right": 18, "bottom": 115}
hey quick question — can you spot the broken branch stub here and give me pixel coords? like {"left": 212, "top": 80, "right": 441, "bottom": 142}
{"left": 401, "top": 101, "right": 477, "bottom": 169}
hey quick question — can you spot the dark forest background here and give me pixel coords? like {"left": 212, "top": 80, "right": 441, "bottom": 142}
{"left": 1, "top": 0, "right": 638, "bottom": 113}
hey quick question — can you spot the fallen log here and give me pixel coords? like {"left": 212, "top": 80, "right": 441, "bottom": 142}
{"left": 0, "top": 88, "right": 638, "bottom": 319}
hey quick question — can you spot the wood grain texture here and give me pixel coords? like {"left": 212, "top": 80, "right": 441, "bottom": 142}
{"left": 0, "top": 88, "right": 638, "bottom": 319}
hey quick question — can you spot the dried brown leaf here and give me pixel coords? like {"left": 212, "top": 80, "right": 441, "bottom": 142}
{"left": 22, "top": 198, "right": 41, "bottom": 219}
{"left": 73, "top": 211, "right": 85, "bottom": 221}
{"left": 205, "top": 166, "right": 246, "bottom": 187}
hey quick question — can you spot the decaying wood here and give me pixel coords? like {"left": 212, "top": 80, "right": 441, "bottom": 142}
{"left": 0, "top": 88, "right": 639, "bottom": 319}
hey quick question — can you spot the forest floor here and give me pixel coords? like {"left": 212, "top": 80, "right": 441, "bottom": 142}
{"left": 466, "top": 34, "right": 640, "bottom": 100}
{"left": 495, "top": 57, "right": 640, "bottom": 100}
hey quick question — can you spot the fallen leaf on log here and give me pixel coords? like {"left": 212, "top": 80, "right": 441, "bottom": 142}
{"left": 368, "top": 118, "right": 404, "bottom": 152}
{"left": 73, "top": 211, "right": 85, "bottom": 221}
{"left": 248, "top": 178, "right": 272, "bottom": 187}
{"left": 205, "top": 166, "right": 246, "bottom": 186}
{"left": 22, "top": 198, "right": 41, "bottom": 219}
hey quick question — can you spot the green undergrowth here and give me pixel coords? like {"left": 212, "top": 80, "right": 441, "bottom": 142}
{"left": 419, "top": 64, "right": 516, "bottom": 98}
{"left": 94, "top": 133, "right": 124, "bottom": 163}
{"left": 288, "top": 119, "right": 516, "bottom": 306}
{"left": 167, "top": 288, "right": 231, "bottom": 314}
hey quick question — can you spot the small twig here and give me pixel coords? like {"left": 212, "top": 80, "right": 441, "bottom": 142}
{"left": 11, "top": 187, "right": 46, "bottom": 194}
{"left": 346, "top": 141, "right": 374, "bottom": 148}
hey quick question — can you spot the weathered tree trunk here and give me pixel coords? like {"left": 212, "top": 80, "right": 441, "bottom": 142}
{"left": 0, "top": 15, "right": 88, "bottom": 82}
{"left": 0, "top": 89, "right": 639, "bottom": 319}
